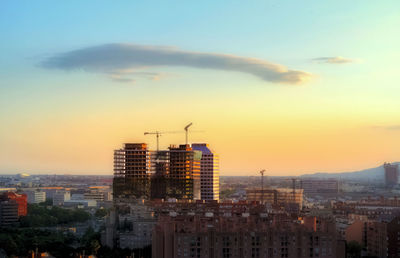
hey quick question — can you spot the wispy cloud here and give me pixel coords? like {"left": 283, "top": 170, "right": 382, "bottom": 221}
{"left": 106, "top": 70, "right": 168, "bottom": 83}
{"left": 370, "top": 125, "right": 400, "bottom": 131}
{"left": 312, "top": 56, "right": 356, "bottom": 64}
{"left": 41, "top": 43, "right": 312, "bottom": 84}
{"left": 109, "top": 74, "right": 136, "bottom": 84}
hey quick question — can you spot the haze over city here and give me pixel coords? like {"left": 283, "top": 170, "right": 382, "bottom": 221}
{"left": 1, "top": 1, "right": 400, "bottom": 176}
{"left": 4, "top": 2, "right": 400, "bottom": 258}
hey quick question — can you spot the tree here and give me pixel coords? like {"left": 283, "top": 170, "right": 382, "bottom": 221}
{"left": 20, "top": 204, "right": 90, "bottom": 227}
{"left": 346, "top": 241, "right": 362, "bottom": 258}
{"left": 89, "top": 239, "right": 101, "bottom": 255}
{"left": 81, "top": 227, "right": 101, "bottom": 255}
{"left": 39, "top": 198, "right": 53, "bottom": 206}
{"left": 95, "top": 208, "right": 108, "bottom": 218}
{"left": 0, "top": 235, "right": 18, "bottom": 255}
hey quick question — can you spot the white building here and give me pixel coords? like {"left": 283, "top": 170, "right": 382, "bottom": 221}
{"left": 25, "top": 190, "right": 46, "bottom": 204}
{"left": 102, "top": 191, "right": 113, "bottom": 201}
{"left": 53, "top": 191, "right": 71, "bottom": 206}
{"left": 40, "top": 187, "right": 64, "bottom": 200}
{"left": 84, "top": 191, "right": 106, "bottom": 201}
{"left": 192, "top": 143, "right": 220, "bottom": 201}
{"left": 71, "top": 193, "right": 85, "bottom": 200}
{"left": 63, "top": 199, "right": 97, "bottom": 208}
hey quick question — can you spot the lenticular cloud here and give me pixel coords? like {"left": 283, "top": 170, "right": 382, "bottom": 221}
{"left": 41, "top": 43, "right": 311, "bottom": 84}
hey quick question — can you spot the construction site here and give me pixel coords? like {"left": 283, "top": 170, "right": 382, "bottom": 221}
{"left": 113, "top": 123, "right": 219, "bottom": 202}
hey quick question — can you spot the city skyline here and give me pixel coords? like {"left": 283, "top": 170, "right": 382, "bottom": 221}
{"left": 1, "top": 1, "right": 400, "bottom": 176}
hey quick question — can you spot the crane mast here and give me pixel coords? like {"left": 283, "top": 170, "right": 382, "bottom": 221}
{"left": 144, "top": 123, "right": 201, "bottom": 151}
{"left": 184, "top": 122, "right": 193, "bottom": 145}
{"left": 144, "top": 131, "right": 180, "bottom": 151}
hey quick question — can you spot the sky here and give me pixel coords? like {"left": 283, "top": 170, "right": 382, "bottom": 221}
{"left": 0, "top": 1, "right": 400, "bottom": 176}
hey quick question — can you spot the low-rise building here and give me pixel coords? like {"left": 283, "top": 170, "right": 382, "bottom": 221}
{"left": 53, "top": 191, "right": 71, "bottom": 206}
{"left": 84, "top": 190, "right": 106, "bottom": 202}
{"left": 343, "top": 215, "right": 400, "bottom": 258}
{"left": 25, "top": 190, "right": 46, "bottom": 204}
{"left": 63, "top": 199, "right": 97, "bottom": 208}
{"left": 300, "top": 179, "right": 339, "bottom": 195}
{"left": 153, "top": 213, "right": 343, "bottom": 258}
{"left": 0, "top": 192, "right": 27, "bottom": 216}
{"left": 0, "top": 192, "right": 27, "bottom": 226}
{"left": 246, "top": 188, "right": 303, "bottom": 210}
{"left": 101, "top": 201, "right": 157, "bottom": 249}
{"left": 0, "top": 200, "right": 19, "bottom": 226}
{"left": 40, "top": 187, "right": 66, "bottom": 200}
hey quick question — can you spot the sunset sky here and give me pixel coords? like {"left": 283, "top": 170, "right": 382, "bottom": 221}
{"left": 1, "top": 1, "right": 400, "bottom": 176}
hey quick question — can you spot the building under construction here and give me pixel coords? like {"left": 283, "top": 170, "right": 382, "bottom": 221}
{"left": 166, "top": 144, "right": 201, "bottom": 200}
{"left": 246, "top": 188, "right": 304, "bottom": 210}
{"left": 150, "top": 150, "right": 169, "bottom": 199}
{"left": 113, "top": 143, "right": 153, "bottom": 199}
{"left": 113, "top": 143, "right": 203, "bottom": 201}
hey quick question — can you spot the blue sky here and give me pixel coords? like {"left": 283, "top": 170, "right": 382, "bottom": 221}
{"left": 1, "top": 1, "right": 399, "bottom": 175}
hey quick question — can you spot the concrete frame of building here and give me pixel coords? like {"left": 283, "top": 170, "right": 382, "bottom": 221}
{"left": 113, "top": 143, "right": 219, "bottom": 201}
{"left": 246, "top": 188, "right": 304, "bottom": 210}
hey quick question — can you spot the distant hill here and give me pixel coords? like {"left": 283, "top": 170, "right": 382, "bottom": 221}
{"left": 300, "top": 162, "right": 400, "bottom": 182}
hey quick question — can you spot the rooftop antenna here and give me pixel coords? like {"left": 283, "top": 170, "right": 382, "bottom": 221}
{"left": 184, "top": 122, "right": 193, "bottom": 145}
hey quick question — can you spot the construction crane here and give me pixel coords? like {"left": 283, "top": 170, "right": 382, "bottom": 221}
{"left": 260, "top": 169, "right": 266, "bottom": 204}
{"left": 184, "top": 122, "right": 193, "bottom": 145}
{"left": 145, "top": 123, "right": 203, "bottom": 151}
{"left": 144, "top": 131, "right": 179, "bottom": 151}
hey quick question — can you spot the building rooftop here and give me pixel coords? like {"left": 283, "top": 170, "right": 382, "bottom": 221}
{"left": 191, "top": 143, "right": 212, "bottom": 154}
